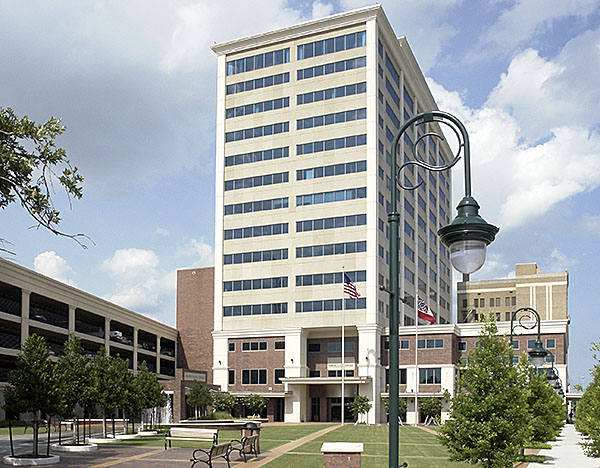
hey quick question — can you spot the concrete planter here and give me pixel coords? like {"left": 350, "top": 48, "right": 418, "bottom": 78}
{"left": 118, "top": 434, "right": 141, "bottom": 440}
{"left": 51, "top": 443, "right": 98, "bottom": 452}
{"left": 2, "top": 455, "right": 60, "bottom": 466}
{"left": 137, "top": 431, "right": 158, "bottom": 436}
{"left": 87, "top": 437, "right": 122, "bottom": 444}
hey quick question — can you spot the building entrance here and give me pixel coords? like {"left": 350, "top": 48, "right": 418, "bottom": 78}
{"left": 328, "top": 397, "right": 353, "bottom": 422}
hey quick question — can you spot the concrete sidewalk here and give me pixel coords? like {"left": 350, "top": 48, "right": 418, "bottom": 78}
{"left": 527, "top": 424, "right": 600, "bottom": 467}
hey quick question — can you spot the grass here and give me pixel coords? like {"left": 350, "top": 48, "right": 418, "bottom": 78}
{"left": 263, "top": 425, "right": 475, "bottom": 468}
{"left": 115, "top": 423, "right": 333, "bottom": 452}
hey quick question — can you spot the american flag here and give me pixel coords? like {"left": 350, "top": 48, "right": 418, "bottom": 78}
{"left": 343, "top": 273, "right": 360, "bottom": 299}
{"left": 417, "top": 296, "right": 435, "bottom": 324}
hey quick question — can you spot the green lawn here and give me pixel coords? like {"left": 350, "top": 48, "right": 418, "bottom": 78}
{"left": 264, "top": 425, "right": 474, "bottom": 468}
{"left": 116, "top": 423, "right": 333, "bottom": 452}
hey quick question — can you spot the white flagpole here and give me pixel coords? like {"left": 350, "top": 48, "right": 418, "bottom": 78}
{"left": 341, "top": 267, "right": 345, "bottom": 426}
{"left": 415, "top": 291, "right": 419, "bottom": 426}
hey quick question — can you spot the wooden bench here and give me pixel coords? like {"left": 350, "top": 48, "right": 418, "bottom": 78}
{"left": 164, "top": 427, "right": 219, "bottom": 449}
{"left": 190, "top": 441, "right": 231, "bottom": 468}
{"left": 230, "top": 434, "right": 259, "bottom": 462}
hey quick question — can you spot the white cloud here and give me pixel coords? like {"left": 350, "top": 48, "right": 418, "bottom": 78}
{"left": 480, "top": 0, "right": 598, "bottom": 57}
{"left": 427, "top": 26, "right": 600, "bottom": 232}
{"left": 33, "top": 251, "right": 77, "bottom": 287}
{"left": 154, "top": 227, "right": 170, "bottom": 237}
{"left": 543, "top": 248, "right": 578, "bottom": 273}
{"left": 340, "top": 0, "right": 460, "bottom": 72}
{"left": 580, "top": 214, "right": 600, "bottom": 236}
{"left": 312, "top": 1, "right": 334, "bottom": 19}
{"left": 176, "top": 238, "right": 214, "bottom": 267}
{"left": 487, "top": 29, "right": 600, "bottom": 142}
{"left": 100, "top": 248, "right": 174, "bottom": 317}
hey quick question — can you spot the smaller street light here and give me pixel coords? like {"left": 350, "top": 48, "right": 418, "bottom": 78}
{"left": 546, "top": 367, "right": 559, "bottom": 387}
{"left": 509, "top": 308, "right": 549, "bottom": 367}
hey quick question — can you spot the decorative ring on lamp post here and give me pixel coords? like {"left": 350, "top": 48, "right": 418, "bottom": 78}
{"left": 509, "top": 307, "right": 549, "bottom": 368}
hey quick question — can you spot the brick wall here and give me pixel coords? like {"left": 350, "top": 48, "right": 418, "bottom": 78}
{"left": 177, "top": 267, "right": 214, "bottom": 381}
{"left": 227, "top": 336, "right": 285, "bottom": 392}
{"left": 307, "top": 337, "right": 358, "bottom": 376}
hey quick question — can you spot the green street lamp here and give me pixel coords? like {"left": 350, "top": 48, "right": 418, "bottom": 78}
{"left": 386, "top": 110, "right": 498, "bottom": 468}
{"left": 509, "top": 307, "right": 549, "bottom": 367}
{"left": 546, "top": 364, "right": 559, "bottom": 387}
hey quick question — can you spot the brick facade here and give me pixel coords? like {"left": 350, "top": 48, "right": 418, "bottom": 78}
{"left": 227, "top": 336, "right": 285, "bottom": 393}
{"left": 177, "top": 267, "right": 214, "bottom": 381}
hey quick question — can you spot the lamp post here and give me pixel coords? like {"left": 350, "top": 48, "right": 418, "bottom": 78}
{"left": 386, "top": 110, "right": 498, "bottom": 468}
{"left": 509, "top": 307, "right": 549, "bottom": 367}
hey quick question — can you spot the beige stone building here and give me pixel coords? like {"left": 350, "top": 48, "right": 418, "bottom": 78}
{"left": 457, "top": 263, "right": 569, "bottom": 323}
{"left": 0, "top": 258, "right": 178, "bottom": 420}
{"left": 210, "top": 4, "right": 457, "bottom": 424}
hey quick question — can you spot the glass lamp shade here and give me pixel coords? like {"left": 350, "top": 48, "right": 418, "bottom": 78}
{"left": 547, "top": 369, "right": 559, "bottom": 386}
{"left": 449, "top": 240, "right": 487, "bottom": 274}
{"left": 529, "top": 340, "right": 548, "bottom": 368}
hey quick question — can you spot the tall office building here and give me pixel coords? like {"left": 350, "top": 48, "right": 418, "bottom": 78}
{"left": 210, "top": 5, "right": 454, "bottom": 424}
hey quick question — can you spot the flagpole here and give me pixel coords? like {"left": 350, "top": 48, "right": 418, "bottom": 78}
{"left": 341, "top": 267, "right": 345, "bottom": 426}
{"left": 415, "top": 290, "right": 419, "bottom": 426}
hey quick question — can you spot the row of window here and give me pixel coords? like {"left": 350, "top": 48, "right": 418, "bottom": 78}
{"left": 296, "top": 214, "right": 366, "bottom": 233}
{"left": 458, "top": 338, "right": 557, "bottom": 351}
{"left": 227, "top": 48, "right": 290, "bottom": 76}
{"left": 231, "top": 368, "right": 285, "bottom": 385}
{"left": 297, "top": 31, "right": 366, "bottom": 60}
{"left": 296, "top": 187, "right": 366, "bottom": 207}
{"left": 225, "top": 121, "right": 289, "bottom": 143}
{"left": 308, "top": 342, "right": 355, "bottom": 353}
{"left": 234, "top": 340, "right": 285, "bottom": 351}
{"left": 223, "top": 303, "right": 288, "bottom": 316}
{"left": 297, "top": 81, "right": 366, "bottom": 105}
{"left": 471, "top": 296, "right": 517, "bottom": 308}
{"left": 297, "top": 56, "right": 366, "bottom": 80}
{"left": 226, "top": 72, "right": 290, "bottom": 95}
{"left": 418, "top": 339, "right": 444, "bottom": 349}
{"left": 224, "top": 222, "right": 288, "bottom": 240}
{"left": 296, "top": 133, "right": 366, "bottom": 155}
{"left": 297, "top": 160, "right": 366, "bottom": 181}
{"left": 223, "top": 276, "right": 288, "bottom": 292}
{"left": 224, "top": 197, "right": 288, "bottom": 216}
{"left": 296, "top": 270, "right": 366, "bottom": 287}
{"left": 296, "top": 298, "right": 367, "bottom": 312}
{"left": 226, "top": 97, "right": 289, "bottom": 119}
{"left": 225, "top": 146, "right": 289, "bottom": 167}
{"left": 297, "top": 108, "right": 366, "bottom": 130}
{"left": 224, "top": 248, "right": 288, "bottom": 265}
{"left": 224, "top": 171, "right": 288, "bottom": 191}
{"left": 310, "top": 370, "right": 355, "bottom": 378}
{"left": 296, "top": 241, "right": 366, "bottom": 258}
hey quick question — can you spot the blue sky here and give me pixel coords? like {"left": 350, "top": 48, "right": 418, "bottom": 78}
{"left": 2, "top": 0, "right": 599, "bottom": 388}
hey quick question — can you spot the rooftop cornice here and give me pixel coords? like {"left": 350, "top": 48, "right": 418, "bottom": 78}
{"left": 211, "top": 4, "right": 381, "bottom": 56}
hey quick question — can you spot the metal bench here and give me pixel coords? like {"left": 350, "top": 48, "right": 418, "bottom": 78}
{"left": 230, "top": 434, "right": 259, "bottom": 462}
{"left": 190, "top": 441, "right": 231, "bottom": 468}
{"left": 165, "top": 427, "right": 219, "bottom": 449}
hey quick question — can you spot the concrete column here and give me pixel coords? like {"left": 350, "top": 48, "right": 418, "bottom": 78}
{"left": 356, "top": 324, "right": 381, "bottom": 424}
{"left": 156, "top": 335, "right": 161, "bottom": 375}
{"left": 104, "top": 317, "right": 111, "bottom": 351}
{"left": 212, "top": 334, "right": 229, "bottom": 391}
{"left": 133, "top": 327, "right": 138, "bottom": 372}
{"left": 20, "top": 289, "right": 30, "bottom": 345}
{"left": 68, "top": 305, "right": 76, "bottom": 333}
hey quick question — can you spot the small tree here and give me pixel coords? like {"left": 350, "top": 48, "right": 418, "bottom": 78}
{"left": 242, "top": 394, "right": 267, "bottom": 417}
{"left": 3, "top": 334, "right": 57, "bottom": 457}
{"left": 187, "top": 382, "right": 213, "bottom": 418}
{"left": 420, "top": 397, "right": 442, "bottom": 424}
{"left": 349, "top": 394, "right": 371, "bottom": 423}
{"left": 576, "top": 340, "right": 600, "bottom": 456}
{"left": 382, "top": 396, "right": 407, "bottom": 420}
{"left": 525, "top": 368, "right": 565, "bottom": 443}
{"left": 439, "top": 320, "right": 529, "bottom": 468}
{"left": 212, "top": 392, "right": 238, "bottom": 415}
{"left": 136, "top": 362, "right": 167, "bottom": 429}
{"left": 54, "top": 335, "right": 89, "bottom": 444}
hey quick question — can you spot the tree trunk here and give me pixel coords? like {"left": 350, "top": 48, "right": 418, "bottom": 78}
{"left": 46, "top": 418, "right": 51, "bottom": 457}
{"left": 9, "top": 419, "right": 14, "bottom": 457}
{"left": 33, "top": 420, "right": 39, "bottom": 457}
{"left": 111, "top": 415, "right": 115, "bottom": 438}
{"left": 102, "top": 408, "right": 107, "bottom": 438}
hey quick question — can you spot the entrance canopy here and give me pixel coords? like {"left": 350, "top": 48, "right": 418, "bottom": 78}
{"left": 281, "top": 376, "right": 371, "bottom": 385}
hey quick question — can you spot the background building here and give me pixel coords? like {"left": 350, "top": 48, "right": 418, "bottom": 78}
{"left": 210, "top": 4, "right": 457, "bottom": 424}
{"left": 0, "top": 258, "right": 178, "bottom": 420}
{"left": 457, "top": 263, "right": 569, "bottom": 323}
